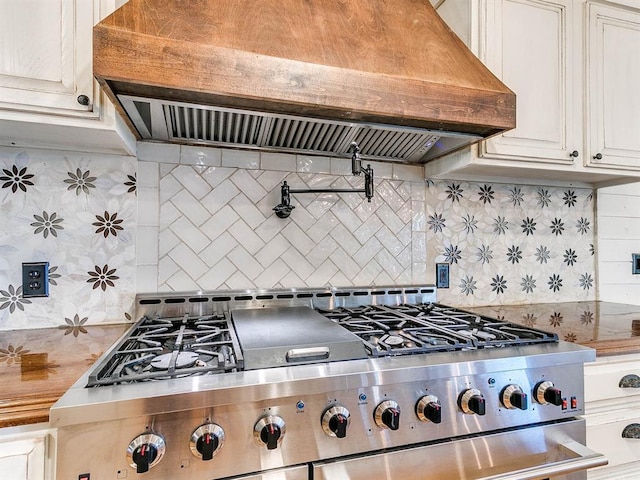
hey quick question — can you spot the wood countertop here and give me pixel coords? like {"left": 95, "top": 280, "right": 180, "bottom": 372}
{"left": 0, "top": 323, "right": 129, "bottom": 429}
{"left": 2, "top": 301, "right": 639, "bottom": 428}
{"left": 467, "top": 301, "right": 640, "bottom": 356}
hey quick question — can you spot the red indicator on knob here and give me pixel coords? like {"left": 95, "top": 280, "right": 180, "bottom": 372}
{"left": 126, "top": 433, "right": 165, "bottom": 474}
{"left": 254, "top": 415, "right": 286, "bottom": 450}
{"left": 374, "top": 400, "right": 401, "bottom": 430}
{"left": 458, "top": 389, "right": 486, "bottom": 416}
{"left": 416, "top": 395, "right": 442, "bottom": 423}
{"left": 190, "top": 423, "right": 225, "bottom": 461}
{"left": 322, "top": 405, "right": 351, "bottom": 438}
{"left": 535, "top": 381, "right": 563, "bottom": 406}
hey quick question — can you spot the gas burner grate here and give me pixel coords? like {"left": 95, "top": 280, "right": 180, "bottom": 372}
{"left": 87, "top": 314, "right": 243, "bottom": 386}
{"left": 318, "top": 303, "right": 557, "bottom": 356}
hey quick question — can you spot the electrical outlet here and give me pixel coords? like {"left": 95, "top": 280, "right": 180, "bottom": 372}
{"left": 633, "top": 254, "right": 640, "bottom": 275}
{"left": 436, "top": 263, "right": 450, "bottom": 288}
{"left": 22, "top": 262, "right": 49, "bottom": 298}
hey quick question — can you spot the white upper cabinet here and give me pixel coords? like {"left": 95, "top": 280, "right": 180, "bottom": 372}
{"left": 427, "top": 0, "right": 640, "bottom": 187}
{"left": 586, "top": 2, "right": 640, "bottom": 170}
{"left": 0, "top": 0, "right": 135, "bottom": 155}
{"left": 481, "top": 0, "right": 582, "bottom": 165}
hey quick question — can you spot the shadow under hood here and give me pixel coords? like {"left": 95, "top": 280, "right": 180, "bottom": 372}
{"left": 94, "top": 0, "right": 515, "bottom": 164}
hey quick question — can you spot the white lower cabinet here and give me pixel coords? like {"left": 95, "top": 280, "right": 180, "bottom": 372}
{"left": 0, "top": 424, "right": 55, "bottom": 480}
{"left": 584, "top": 353, "right": 640, "bottom": 479}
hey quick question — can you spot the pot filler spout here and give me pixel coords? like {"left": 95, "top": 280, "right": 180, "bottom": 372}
{"left": 93, "top": 0, "right": 516, "bottom": 165}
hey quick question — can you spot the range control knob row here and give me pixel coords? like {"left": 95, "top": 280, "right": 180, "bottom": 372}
{"left": 322, "top": 405, "right": 350, "bottom": 438}
{"left": 458, "top": 388, "right": 486, "bottom": 415}
{"left": 126, "top": 433, "right": 166, "bottom": 473}
{"left": 534, "top": 381, "right": 563, "bottom": 406}
{"left": 415, "top": 395, "right": 442, "bottom": 423}
{"left": 254, "top": 415, "right": 286, "bottom": 450}
{"left": 501, "top": 384, "right": 528, "bottom": 410}
{"left": 190, "top": 423, "right": 225, "bottom": 461}
{"left": 374, "top": 400, "right": 401, "bottom": 430}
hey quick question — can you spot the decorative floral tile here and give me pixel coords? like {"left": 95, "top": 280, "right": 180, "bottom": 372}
{"left": 0, "top": 147, "right": 137, "bottom": 330}
{"left": 426, "top": 180, "right": 596, "bottom": 306}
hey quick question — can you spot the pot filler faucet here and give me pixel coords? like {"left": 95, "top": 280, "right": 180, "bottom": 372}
{"left": 273, "top": 142, "right": 374, "bottom": 219}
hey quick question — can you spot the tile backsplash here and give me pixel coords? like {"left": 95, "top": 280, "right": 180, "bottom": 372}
{"left": 0, "top": 143, "right": 597, "bottom": 330}
{"left": 0, "top": 147, "right": 136, "bottom": 330}
{"left": 426, "top": 181, "right": 596, "bottom": 306}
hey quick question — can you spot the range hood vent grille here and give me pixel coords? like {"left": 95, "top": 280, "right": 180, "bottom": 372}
{"left": 165, "top": 105, "right": 265, "bottom": 145}
{"left": 122, "top": 95, "right": 480, "bottom": 163}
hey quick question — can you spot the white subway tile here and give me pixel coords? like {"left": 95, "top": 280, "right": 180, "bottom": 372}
{"left": 260, "top": 152, "right": 297, "bottom": 171}
{"left": 168, "top": 216, "right": 210, "bottom": 253}
{"left": 180, "top": 145, "right": 222, "bottom": 167}
{"left": 171, "top": 165, "right": 212, "bottom": 200}
{"left": 167, "top": 243, "right": 209, "bottom": 279}
{"left": 228, "top": 220, "right": 265, "bottom": 255}
{"left": 170, "top": 189, "right": 212, "bottom": 227}
{"left": 137, "top": 161, "right": 159, "bottom": 188}
{"left": 136, "top": 265, "right": 158, "bottom": 292}
{"left": 221, "top": 149, "right": 260, "bottom": 169}
{"left": 296, "top": 155, "right": 331, "bottom": 174}
{"left": 136, "top": 226, "right": 159, "bottom": 265}
{"left": 137, "top": 142, "right": 180, "bottom": 163}
{"left": 392, "top": 164, "right": 424, "bottom": 182}
{"left": 137, "top": 187, "right": 159, "bottom": 227}
{"left": 200, "top": 232, "right": 238, "bottom": 267}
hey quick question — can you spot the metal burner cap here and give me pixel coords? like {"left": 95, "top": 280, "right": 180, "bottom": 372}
{"left": 151, "top": 352, "right": 199, "bottom": 370}
{"left": 385, "top": 335, "right": 404, "bottom": 346}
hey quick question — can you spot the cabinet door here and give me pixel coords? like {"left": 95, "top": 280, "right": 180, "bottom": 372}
{"left": 0, "top": 436, "right": 47, "bottom": 480}
{"left": 586, "top": 3, "right": 640, "bottom": 170}
{"left": 479, "top": 0, "right": 582, "bottom": 164}
{"left": 0, "top": 0, "right": 96, "bottom": 116}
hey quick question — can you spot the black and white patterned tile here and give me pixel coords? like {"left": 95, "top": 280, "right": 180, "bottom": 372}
{"left": 0, "top": 147, "right": 137, "bottom": 330}
{"left": 426, "top": 180, "right": 596, "bottom": 306}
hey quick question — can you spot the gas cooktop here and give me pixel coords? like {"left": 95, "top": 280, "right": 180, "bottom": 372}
{"left": 87, "top": 288, "right": 558, "bottom": 387}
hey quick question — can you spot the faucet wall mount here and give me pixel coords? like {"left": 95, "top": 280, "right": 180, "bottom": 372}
{"left": 273, "top": 143, "right": 374, "bottom": 219}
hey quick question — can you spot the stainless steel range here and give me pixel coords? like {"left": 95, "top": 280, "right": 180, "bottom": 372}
{"left": 50, "top": 286, "right": 606, "bottom": 480}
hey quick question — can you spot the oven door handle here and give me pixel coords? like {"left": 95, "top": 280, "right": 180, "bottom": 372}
{"left": 478, "top": 440, "right": 607, "bottom": 480}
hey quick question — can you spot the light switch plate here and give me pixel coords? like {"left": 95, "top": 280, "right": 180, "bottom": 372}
{"left": 22, "top": 262, "right": 49, "bottom": 297}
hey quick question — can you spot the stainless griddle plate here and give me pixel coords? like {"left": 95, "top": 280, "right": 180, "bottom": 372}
{"left": 232, "top": 306, "right": 367, "bottom": 370}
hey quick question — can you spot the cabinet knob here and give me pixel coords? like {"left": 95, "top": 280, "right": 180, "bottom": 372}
{"left": 593, "top": 153, "right": 603, "bottom": 160}
{"left": 77, "top": 94, "right": 90, "bottom": 106}
{"left": 569, "top": 150, "right": 579, "bottom": 158}
{"left": 619, "top": 373, "right": 640, "bottom": 388}
{"left": 622, "top": 423, "right": 640, "bottom": 439}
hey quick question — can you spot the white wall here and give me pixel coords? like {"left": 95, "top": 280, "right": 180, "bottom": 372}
{"left": 597, "top": 182, "right": 640, "bottom": 304}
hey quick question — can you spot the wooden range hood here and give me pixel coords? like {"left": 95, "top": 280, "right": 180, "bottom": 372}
{"left": 94, "top": 0, "right": 516, "bottom": 164}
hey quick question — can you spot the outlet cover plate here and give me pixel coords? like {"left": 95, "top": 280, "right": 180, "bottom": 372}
{"left": 436, "top": 263, "right": 450, "bottom": 288}
{"left": 633, "top": 254, "right": 640, "bottom": 275}
{"left": 22, "top": 262, "right": 49, "bottom": 297}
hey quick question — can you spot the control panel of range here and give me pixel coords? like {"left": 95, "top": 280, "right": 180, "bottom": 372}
{"left": 108, "top": 367, "right": 584, "bottom": 476}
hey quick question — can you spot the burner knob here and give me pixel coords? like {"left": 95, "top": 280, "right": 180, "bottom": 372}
{"left": 534, "top": 381, "right": 563, "bottom": 406}
{"left": 458, "top": 388, "right": 486, "bottom": 415}
{"left": 374, "top": 400, "right": 401, "bottom": 430}
{"left": 501, "top": 384, "right": 529, "bottom": 410}
{"left": 322, "top": 405, "right": 350, "bottom": 438}
{"left": 416, "top": 395, "right": 442, "bottom": 423}
{"left": 254, "top": 415, "right": 286, "bottom": 450}
{"left": 190, "top": 423, "right": 225, "bottom": 461}
{"left": 126, "top": 433, "right": 166, "bottom": 474}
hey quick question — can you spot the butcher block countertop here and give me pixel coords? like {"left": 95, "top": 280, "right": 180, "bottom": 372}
{"left": 0, "top": 323, "right": 129, "bottom": 428}
{"left": 1, "top": 301, "right": 639, "bottom": 428}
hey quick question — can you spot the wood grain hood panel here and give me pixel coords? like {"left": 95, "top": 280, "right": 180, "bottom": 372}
{"left": 94, "top": 0, "right": 516, "bottom": 163}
